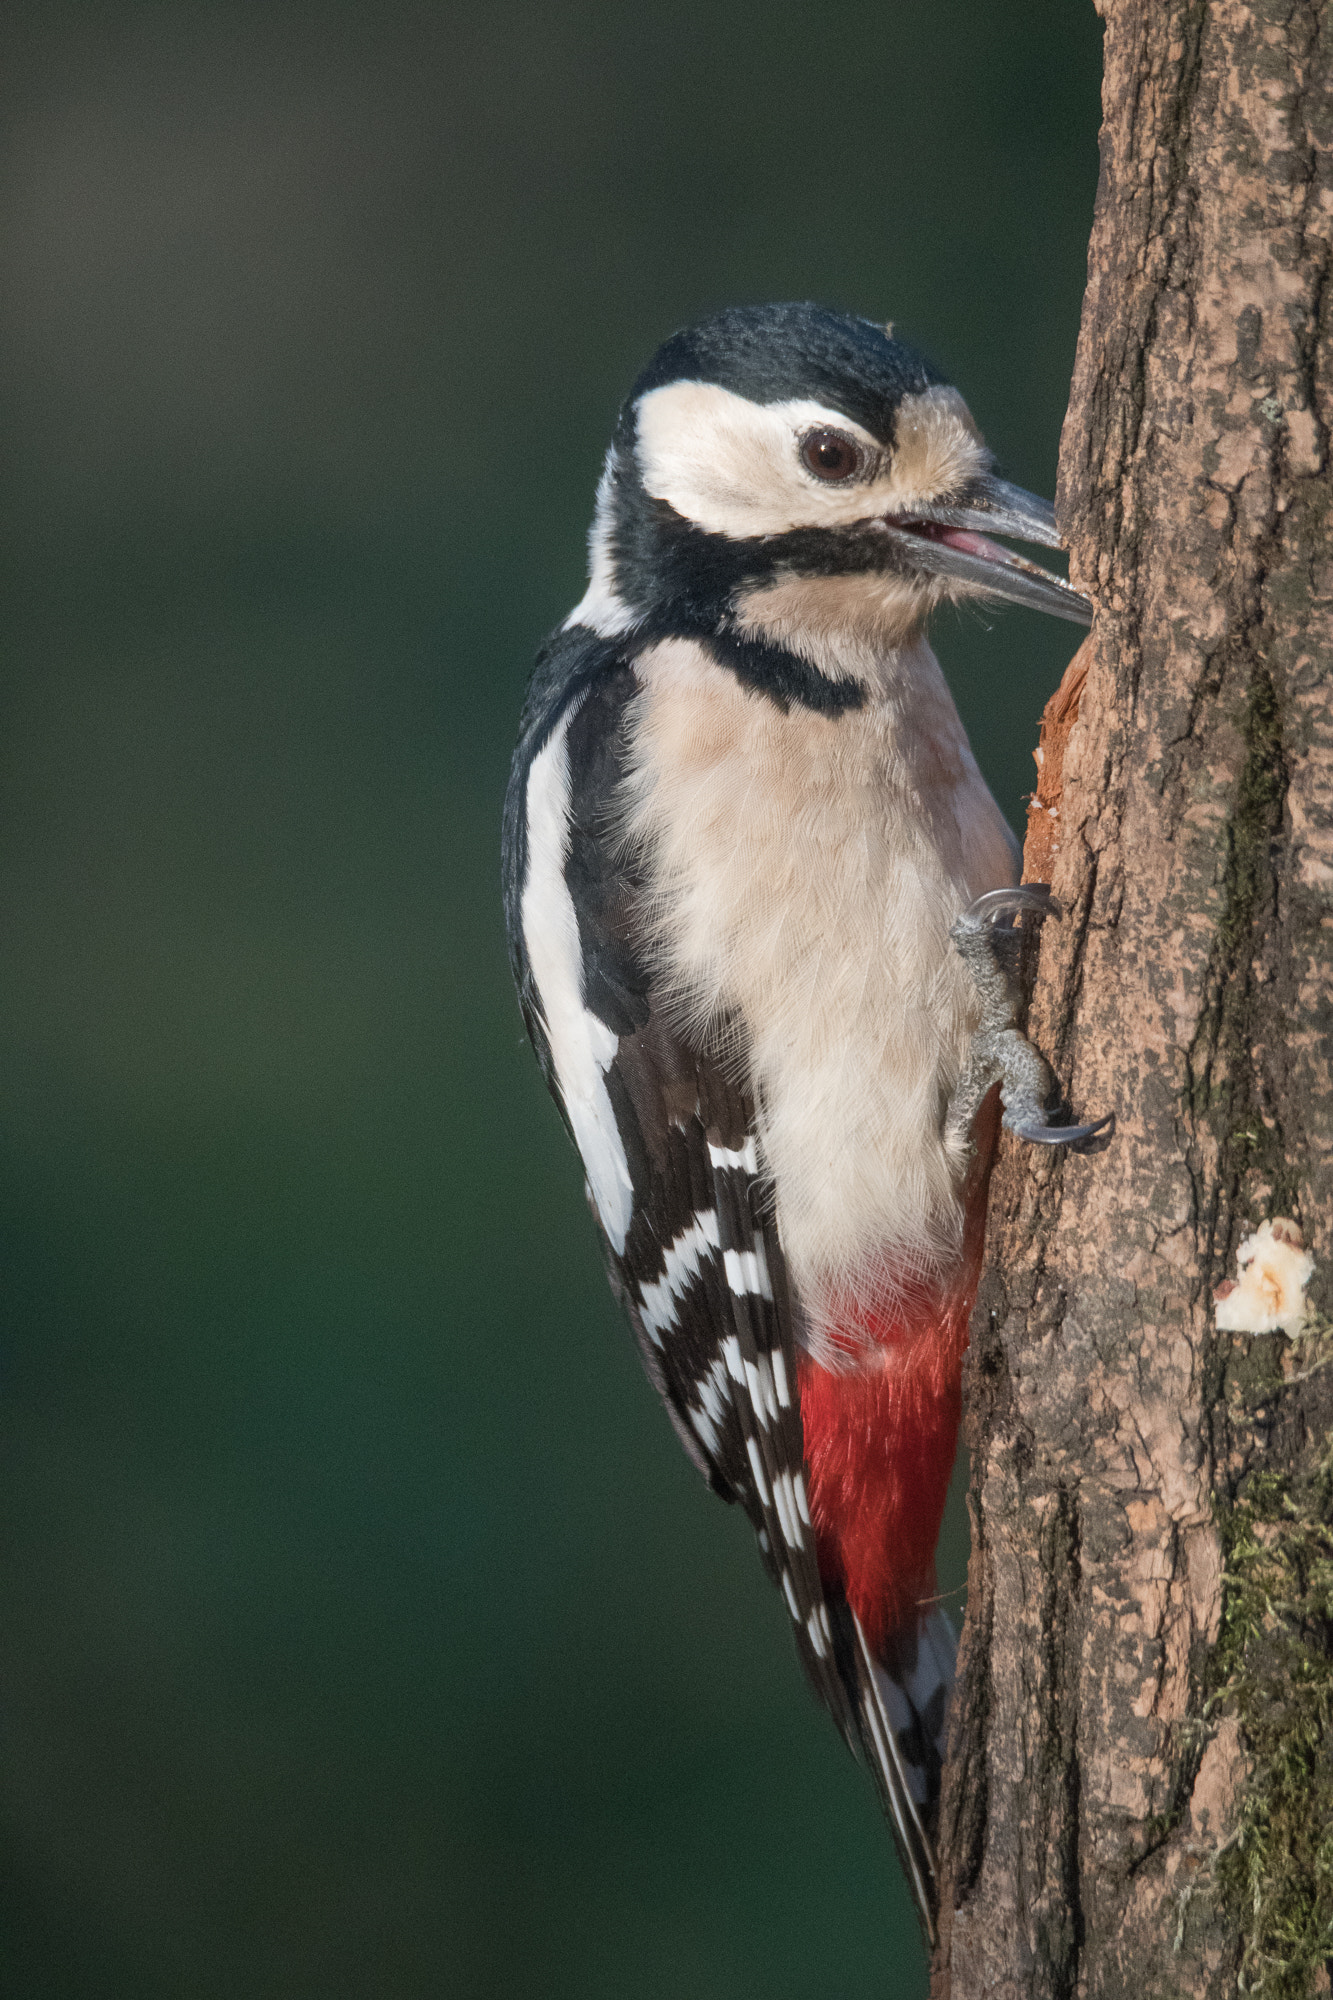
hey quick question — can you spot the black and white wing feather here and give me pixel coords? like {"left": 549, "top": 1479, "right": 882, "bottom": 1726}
{"left": 503, "top": 626, "right": 945, "bottom": 1935}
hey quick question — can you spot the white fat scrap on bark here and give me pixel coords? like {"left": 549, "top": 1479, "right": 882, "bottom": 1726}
{"left": 1214, "top": 1217, "right": 1316, "bottom": 1336}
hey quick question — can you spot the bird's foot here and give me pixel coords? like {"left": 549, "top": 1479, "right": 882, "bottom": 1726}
{"left": 945, "top": 885, "right": 1113, "bottom": 1151}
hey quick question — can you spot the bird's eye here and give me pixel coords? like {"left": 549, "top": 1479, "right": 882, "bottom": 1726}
{"left": 800, "top": 429, "right": 863, "bottom": 482}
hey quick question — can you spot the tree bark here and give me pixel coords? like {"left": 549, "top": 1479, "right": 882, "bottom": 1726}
{"left": 932, "top": 5, "right": 1333, "bottom": 1997}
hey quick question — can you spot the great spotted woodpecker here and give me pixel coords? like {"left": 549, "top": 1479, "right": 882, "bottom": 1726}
{"left": 502, "top": 303, "right": 1103, "bottom": 1937}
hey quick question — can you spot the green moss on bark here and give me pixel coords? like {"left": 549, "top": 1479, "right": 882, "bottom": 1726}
{"left": 1209, "top": 1318, "right": 1333, "bottom": 1997}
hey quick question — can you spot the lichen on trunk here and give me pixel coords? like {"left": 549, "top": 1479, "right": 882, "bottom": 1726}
{"left": 1208, "top": 1308, "right": 1333, "bottom": 1996}
{"left": 931, "top": 3, "right": 1333, "bottom": 1996}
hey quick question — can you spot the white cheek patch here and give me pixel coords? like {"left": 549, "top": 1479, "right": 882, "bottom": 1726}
{"left": 634, "top": 382, "right": 881, "bottom": 538}
{"left": 521, "top": 711, "right": 634, "bottom": 1252}
{"left": 632, "top": 380, "right": 990, "bottom": 540}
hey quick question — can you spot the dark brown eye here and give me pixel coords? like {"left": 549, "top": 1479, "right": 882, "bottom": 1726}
{"left": 800, "top": 429, "right": 863, "bottom": 482}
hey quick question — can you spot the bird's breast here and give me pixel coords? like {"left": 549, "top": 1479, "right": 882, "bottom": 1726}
{"left": 620, "top": 633, "right": 1017, "bottom": 1324}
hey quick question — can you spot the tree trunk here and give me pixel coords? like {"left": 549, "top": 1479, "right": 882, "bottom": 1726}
{"left": 931, "top": 5, "right": 1333, "bottom": 1997}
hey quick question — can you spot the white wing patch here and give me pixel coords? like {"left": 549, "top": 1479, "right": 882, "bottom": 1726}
{"left": 521, "top": 710, "right": 634, "bottom": 1252}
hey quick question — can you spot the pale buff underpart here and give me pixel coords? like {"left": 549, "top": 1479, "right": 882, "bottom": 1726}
{"left": 620, "top": 621, "right": 1018, "bottom": 1342}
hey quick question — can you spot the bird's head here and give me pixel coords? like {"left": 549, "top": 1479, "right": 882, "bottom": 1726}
{"left": 578, "top": 303, "right": 1089, "bottom": 686}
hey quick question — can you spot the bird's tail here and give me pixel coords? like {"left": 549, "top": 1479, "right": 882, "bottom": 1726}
{"left": 839, "top": 1601, "right": 957, "bottom": 1945}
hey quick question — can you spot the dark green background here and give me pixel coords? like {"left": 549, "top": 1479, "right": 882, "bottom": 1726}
{"left": 0, "top": 6, "right": 1101, "bottom": 1994}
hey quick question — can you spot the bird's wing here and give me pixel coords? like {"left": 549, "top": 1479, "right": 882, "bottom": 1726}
{"left": 503, "top": 632, "right": 941, "bottom": 1934}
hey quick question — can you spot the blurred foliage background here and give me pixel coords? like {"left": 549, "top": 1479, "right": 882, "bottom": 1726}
{"left": 0, "top": 4, "right": 1101, "bottom": 1994}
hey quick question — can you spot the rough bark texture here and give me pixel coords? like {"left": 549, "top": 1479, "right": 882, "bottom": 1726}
{"left": 932, "top": 5, "right": 1333, "bottom": 1997}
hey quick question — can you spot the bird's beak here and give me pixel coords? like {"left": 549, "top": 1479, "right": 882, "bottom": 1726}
{"left": 878, "top": 476, "right": 1092, "bottom": 627}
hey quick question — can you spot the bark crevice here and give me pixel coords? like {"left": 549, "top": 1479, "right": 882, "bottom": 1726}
{"left": 931, "top": 3, "right": 1333, "bottom": 1995}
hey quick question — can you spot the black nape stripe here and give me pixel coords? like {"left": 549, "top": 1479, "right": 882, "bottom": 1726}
{"left": 701, "top": 630, "right": 866, "bottom": 717}
{"left": 608, "top": 462, "right": 903, "bottom": 619}
{"left": 606, "top": 477, "right": 895, "bottom": 716}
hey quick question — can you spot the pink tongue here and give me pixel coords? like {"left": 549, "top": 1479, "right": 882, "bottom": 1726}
{"left": 929, "top": 524, "right": 1011, "bottom": 564}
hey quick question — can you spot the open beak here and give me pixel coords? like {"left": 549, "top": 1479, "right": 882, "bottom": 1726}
{"left": 879, "top": 476, "right": 1092, "bottom": 627}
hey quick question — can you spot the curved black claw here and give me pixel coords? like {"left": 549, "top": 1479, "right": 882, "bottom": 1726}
{"left": 956, "top": 883, "right": 1063, "bottom": 930}
{"left": 947, "top": 880, "right": 1115, "bottom": 1158}
{"left": 1006, "top": 1111, "right": 1115, "bottom": 1147}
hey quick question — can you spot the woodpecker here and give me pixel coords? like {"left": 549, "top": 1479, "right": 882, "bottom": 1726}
{"left": 502, "top": 303, "right": 1102, "bottom": 1938}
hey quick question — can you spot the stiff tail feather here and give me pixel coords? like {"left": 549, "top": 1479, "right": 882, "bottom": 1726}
{"left": 850, "top": 1604, "right": 957, "bottom": 1944}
